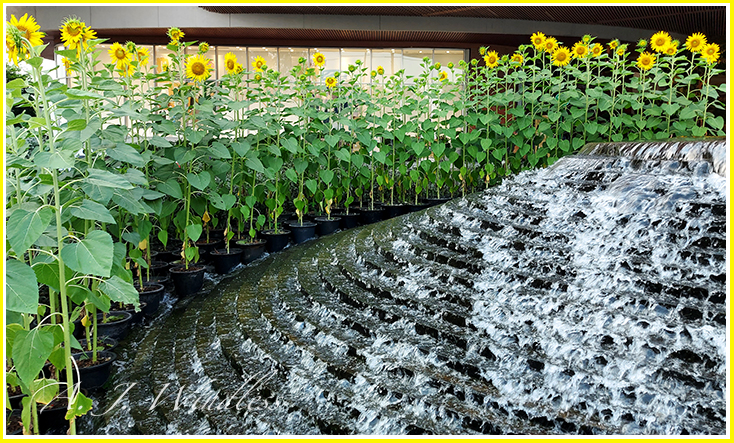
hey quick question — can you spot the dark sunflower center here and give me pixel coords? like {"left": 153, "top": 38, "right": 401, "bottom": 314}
{"left": 67, "top": 25, "right": 82, "bottom": 37}
{"left": 115, "top": 49, "right": 125, "bottom": 59}
{"left": 192, "top": 62, "right": 205, "bottom": 76}
{"left": 226, "top": 60, "right": 234, "bottom": 70}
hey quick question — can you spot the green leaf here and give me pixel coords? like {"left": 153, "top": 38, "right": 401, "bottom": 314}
{"left": 98, "top": 275, "right": 139, "bottom": 306}
{"left": 65, "top": 88, "right": 104, "bottom": 100}
{"left": 245, "top": 157, "right": 265, "bottom": 174}
{"left": 149, "top": 135, "right": 172, "bottom": 148}
{"left": 34, "top": 151, "right": 74, "bottom": 170}
{"left": 157, "top": 178, "right": 183, "bottom": 199}
{"left": 70, "top": 199, "right": 116, "bottom": 224}
{"left": 67, "top": 119, "right": 87, "bottom": 131}
{"left": 186, "top": 224, "right": 203, "bottom": 242}
{"left": 232, "top": 141, "right": 251, "bottom": 157}
{"left": 209, "top": 141, "right": 231, "bottom": 159}
{"left": 65, "top": 392, "right": 93, "bottom": 420}
{"left": 492, "top": 149, "right": 505, "bottom": 161}
{"left": 112, "top": 188, "right": 150, "bottom": 215}
{"left": 107, "top": 143, "right": 145, "bottom": 167}
{"left": 86, "top": 169, "right": 134, "bottom": 190}
{"left": 6, "top": 260, "right": 39, "bottom": 314}
{"left": 281, "top": 137, "right": 299, "bottom": 154}
{"left": 305, "top": 179, "right": 318, "bottom": 194}
{"left": 60, "top": 230, "right": 114, "bottom": 278}
{"left": 221, "top": 194, "right": 236, "bottom": 210}
{"left": 7, "top": 207, "right": 53, "bottom": 255}
{"left": 320, "top": 169, "right": 334, "bottom": 185}
{"left": 708, "top": 116, "right": 724, "bottom": 130}
{"left": 285, "top": 168, "right": 298, "bottom": 183}
{"left": 31, "top": 378, "right": 59, "bottom": 405}
{"left": 186, "top": 171, "right": 211, "bottom": 190}
{"left": 12, "top": 328, "right": 54, "bottom": 387}
{"left": 325, "top": 134, "right": 339, "bottom": 148}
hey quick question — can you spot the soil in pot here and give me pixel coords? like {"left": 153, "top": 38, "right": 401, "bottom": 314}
{"left": 315, "top": 217, "right": 341, "bottom": 236}
{"left": 332, "top": 212, "right": 360, "bottom": 229}
{"left": 170, "top": 265, "right": 206, "bottom": 297}
{"left": 136, "top": 283, "right": 165, "bottom": 316}
{"left": 6, "top": 410, "right": 22, "bottom": 435}
{"left": 112, "top": 302, "right": 146, "bottom": 324}
{"left": 77, "top": 336, "right": 119, "bottom": 353}
{"left": 235, "top": 239, "right": 267, "bottom": 264}
{"left": 287, "top": 222, "right": 317, "bottom": 244}
{"left": 210, "top": 248, "right": 243, "bottom": 274}
{"left": 261, "top": 230, "right": 291, "bottom": 253}
{"left": 358, "top": 208, "right": 384, "bottom": 225}
{"left": 96, "top": 311, "right": 133, "bottom": 341}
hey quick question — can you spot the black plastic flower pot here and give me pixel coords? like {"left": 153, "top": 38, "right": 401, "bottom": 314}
{"left": 315, "top": 217, "right": 341, "bottom": 236}
{"left": 170, "top": 265, "right": 206, "bottom": 297}
{"left": 7, "top": 386, "right": 25, "bottom": 411}
{"left": 77, "top": 336, "right": 119, "bottom": 353}
{"left": 261, "top": 229, "right": 291, "bottom": 252}
{"left": 68, "top": 350, "right": 117, "bottom": 391}
{"left": 359, "top": 208, "right": 384, "bottom": 225}
{"left": 196, "top": 239, "right": 223, "bottom": 262}
{"left": 132, "top": 260, "right": 169, "bottom": 279}
{"left": 424, "top": 197, "right": 452, "bottom": 207}
{"left": 211, "top": 248, "right": 243, "bottom": 274}
{"left": 96, "top": 311, "right": 133, "bottom": 341}
{"left": 137, "top": 282, "right": 165, "bottom": 316}
{"left": 333, "top": 212, "right": 360, "bottom": 229}
{"left": 6, "top": 410, "right": 22, "bottom": 435}
{"left": 208, "top": 228, "right": 225, "bottom": 240}
{"left": 112, "top": 302, "right": 146, "bottom": 324}
{"left": 38, "top": 398, "right": 68, "bottom": 434}
{"left": 154, "top": 249, "right": 178, "bottom": 264}
{"left": 236, "top": 239, "right": 267, "bottom": 264}
{"left": 287, "top": 222, "right": 317, "bottom": 244}
{"left": 407, "top": 202, "right": 431, "bottom": 213}
{"left": 382, "top": 204, "right": 407, "bottom": 219}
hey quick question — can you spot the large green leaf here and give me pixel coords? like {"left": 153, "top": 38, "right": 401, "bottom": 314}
{"left": 31, "top": 378, "right": 59, "bottom": 405}
{"left": 157, "top": 178, "right": 183, "bottom": 199}
{"left": 246, "top": 157, "right": 265, "bottom": 174}
{"left": 209, "top": 141, "right": 231, "bottom": 159}
{"left": 60, "top": 230, "right": 114, "bottom": 277}
{"left": 70, "top": 199, "right": 116, "bottom": 224}
{"left": 186, "top": 224, "right": 203, "bottom": 242}
{"left": 7, "top": 206, "right": 53, "bottom": 255}
{"left": 98, "top": 275, "right": 139, "bottom": 306}
{"left": 107, "top": 143, "right": 145, "bottom": 167}
{"left": 66, "top": 392, "right": 94, "bottom": 420}
{"left": 186, "top": 171, "right": 211, "bottom": 191}
{"left": 319, "top": 169, "right": 334, "bottom": 185}
{"left": 6, "top": 260, "right": 39, "bottom": 314}
{"left": 34, "top": 151, "right": 74, "bottom": 170}
{"left": 86, "top": 169, "right": 134, "bottom": 190}
{"left": 12, "top": 328, "right": 54, "bottom": 387}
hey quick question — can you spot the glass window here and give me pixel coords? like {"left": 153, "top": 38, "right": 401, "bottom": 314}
{"left": 310, "top": 48, "right": 340, "bottom": 82}
{"left": 216, "top": 46, "right": 247, "bottom": 79}
{"left": 433, "top": 49, "right": 465, "bottom": 82}
{"left": 280, "top": 47, "right": 310, "bottom": 78}
{"left": 403, "top": 48, "right": 432, "bottom": 82}
{"left": 340, "top": 48, "right": 368, "bottom": 73}
{"left": 154, "top": 45, "right": 175, "bottom": 75}
{"left": 248, "top": 47, "right": 278, "bottom": 73}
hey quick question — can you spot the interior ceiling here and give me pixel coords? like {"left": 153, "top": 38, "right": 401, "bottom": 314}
{"left": 199, "top": 5, "right": 726, "bottom": 41}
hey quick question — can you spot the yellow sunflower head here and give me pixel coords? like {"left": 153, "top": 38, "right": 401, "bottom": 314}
{"left": 325, "top": 76, "right": 337, "bottom": 88}
{"left": 253, "top": 55, "right": 267, "bottom": 72}
{"left": 685, "top": 33, "right": 707, "bottom": 53}
{"left": 185, "top": 54, "right": 212, "bottom": 82}
{"left": 608, "top": 39, "right": 619, "bottom": 50}
{"left": 572, "top": 42, "right": 588, "bottom": 59}
{"left": 511, "top": 53, "right": 524, "bottom": 65}
{"left": 313, "top": 52, "right": 326, "bottom": 68}
{"left": 60, "top": 17, "right": 86, "bottom": 50}
{"left": 650, "top": 31, "right": 671, "bottom": 53}
{"left": 377, "top": 65, "right": 385, "bottom": 75}
{"left": 531, "top": 32, "right": 546, "bottom": 50}
{"left": 438, "top": 71, "right": 448, "bottom": 82}
{"left": 552, "top": 46, "right": 571, "bottom": 67}
{"left": 701, "top": 43, "right": 720, "bottom": 65}
{"left": 663, "top": 42, "right": 678, "bottom": 56}
{"left": 479, "top": 46, "right": 487, "bottom": 56}
{"left": 636, "top": 51, "right": 656, "bottom": 71}
{"left": 225, "top": 52, "right": 238, "bottom": 74}
{"left": 616, "top": 44, "right": 628, "bottom": 57}
{"left": 9, "top": 14, "right": 45, "bottom": 48}
{"left": 591, "top": 43, "right": 604, "bottom": 57}
{"left": 637, "top": 39, "right": 647, "bottom": 48}
{"left": 62, "top": 57, "right": 73, "bottom": 74}
{"left": 167, "top": 27, "right": 184, "bottom": 44}
{"left": 198, "top": 42, "right": 209, "bottom": 54}
{"left": 6, "top": 26, "right": 25, "bottom": 65}
{"left": 108, "top": 42, "right": 131, "bottom": 69}
{"left": 119, "top": 61, "right": 136, "bottom": 78}
{"left": 136, "top": 47, "right": 150, "bottom": 66}
{"left": 543, "top": 36, "right": 559, "bottom": 54}
{"left": 484, "top": 50, "right": 499, "bottom": 68}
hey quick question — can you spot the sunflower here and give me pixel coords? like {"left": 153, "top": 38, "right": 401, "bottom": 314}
{"left": 543, "top": 36, "right": 558, "bottom": 54}
{"left": 637, "top": 39, "right": 647, "bottom": 48}
{"left": 591, "top": 43, "right": 604, "bottom": 57}
{"left": 136, "top": 47, "right": 150, "bottom": 66}
{"left": 252, "top": 55, "right": 267, "bottom": 72}
{"left": 650, "top": 31, "right": 671, "bottom": 53}
{"left": 8, "top": 14, "right": 44, "bottom": 48}
{"left": 371, "top": 70, "right": 377, "bottom": 78}
{"left": 616, "top": 44, "right": 628, "bottom": 57}
{"left": 571, "top": 42, "right": 588, "bottom": 59}
{"left": 484, "top": 50, "right": 499, "bottom": 68}
{"left": 185, "top": 54, "right": 212, "bottom": 82}
{"left": 551, "top": 46, "right": 571, "bottom": 67}
{"left": 199, "top": 42, "right": 209, "bottom": 54}
{"left": 531, "top": 32, "right": 546, "bottom": 50}
{"left": 313, "top": 52, "right": 326, "bottom": 68}
{"left": 167, "top": 27, "right": 184, "bottom": 44}
{"left": 479, "top": 46, "right": 487, "bottom": 56}
{"left": 119, "top": 62, "right": 136, "bottom": 77}
{"left": 582, "top": 34, "right": 591, "bottom": 44}
{"left": 701, "top": 43, "right": 720, "bottom": 64}
{"left": 511, "top": 53, "right": 524, "bottom": 65}
{"left": 608, "top": 39, "right": 619, "bottom": 50}
{"left": 447, "top": 62, "right": 454, "bottom": 69}
{"left": 62, "top": 57, "right": 73, "bottom": 74}
{"left": 636, "top": 52, "right": 655, "bottom": 71}
{"left": 60, "top": 17, "right": 86, "bottom": 50}
{"left": 377, "top": 65, "right": 385, "bottom": 75}
{"left": 224, "top": 52, "right": 238, "bottom": 74}
{"left": 5, "top": 30, "right": 23, "bottom": 65}
{"left": 108, "top": 42, "right": 131, "bottom": 70}
{"left": 434, "top": 62, "right": 441, "bottom": 70}
{"left": 325, "top": 76, "right": 337, "bottom": 88}
{"left": 685, "top": 33, "right": 707, "bottom": 53}
{"left": 438, "top": 71, "right": 448, "bottom": 81}
{"left": 254, "top": 73, "right": 262, "bottom": 82}
{"left": 662, "top": 43, "right": 678, "bottom": 56}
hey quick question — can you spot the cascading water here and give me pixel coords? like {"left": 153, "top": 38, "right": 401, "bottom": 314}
{"left": 90, "top": 139, "right": 727, "bottom": 435}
